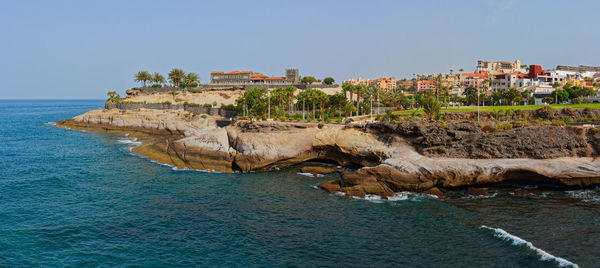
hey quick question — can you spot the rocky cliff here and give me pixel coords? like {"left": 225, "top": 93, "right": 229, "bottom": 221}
{"left": 57, "top": 108, "right": 600, "bottom": 198}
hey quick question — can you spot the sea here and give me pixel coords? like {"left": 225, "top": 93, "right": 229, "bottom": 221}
{"left": 0, "top": 100, "right": 598, "bottom": 267}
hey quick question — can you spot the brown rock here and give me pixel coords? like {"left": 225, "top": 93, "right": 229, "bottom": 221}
{"left": 422, "top": 187, "right": 445, "bottom": 199}
{"left": 300, "top": 166, "right": 336, "bottom": 176}
{"left": 466, "top": 187, "right": 489, "bottom": 196}
{"left": 318, "top": 179, "right": 341, "bottom": 193}
{"left": 513, "top": 188, "right": 530, "bottom": 197}
{"left": 340, "top": 182, "right": 395, "bottom": 198}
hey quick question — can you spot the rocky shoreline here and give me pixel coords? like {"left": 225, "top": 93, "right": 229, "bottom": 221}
{"left": 57, "top": 108, "right": 600, "bottom": 198}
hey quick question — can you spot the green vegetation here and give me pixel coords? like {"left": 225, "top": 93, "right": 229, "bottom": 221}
{"left": 323, "top": 77, "right": 335, "bottom": 85}
{"left": 134, "top": 71, "right": 152, "bottom": 87}
{"left": 391, "top": 103, "right": 600, "bottom": 115}
{"left": 421, "top": 96, "right": 441, "bottom": 120}
{"left": 301, "top": 76, "right": 317, "bottom": 84}
{"left": 168, "top": 68, "right": 186, "bottom": 88}
{"left": 106, "top": 91, "right": 120, "bottom": 103}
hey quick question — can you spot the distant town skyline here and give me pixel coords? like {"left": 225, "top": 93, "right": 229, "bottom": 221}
{"left": 0, "top": 0, "right": 599, "bottom": 99}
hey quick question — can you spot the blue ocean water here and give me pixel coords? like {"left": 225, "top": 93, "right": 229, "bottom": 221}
{"left": 0, "top": 100, "right": 598, "bottom": 267}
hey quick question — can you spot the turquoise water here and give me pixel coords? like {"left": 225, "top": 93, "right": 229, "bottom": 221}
{"left": 0, "top": 100, "right": 598, "bottom": 267}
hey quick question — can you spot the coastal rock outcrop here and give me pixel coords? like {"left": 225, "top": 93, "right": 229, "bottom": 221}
{"left": 59, "top": 108, "right": 600, "bottom": 197}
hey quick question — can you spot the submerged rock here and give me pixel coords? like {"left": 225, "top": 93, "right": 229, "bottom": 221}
{"left": 466, "top": 187, "right": 489, "bottom": 196}
{"left": 422, "top": 187, "right": 445, "bottom": 199}
{"left": 300, "top": 166, "right": 337, "bottom": 176}
{"left": 318, "top": 179, "right": 341, "bottom": 193}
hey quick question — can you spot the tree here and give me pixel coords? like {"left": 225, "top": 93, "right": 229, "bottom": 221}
{"left": 502, "top": 88, "right": 521, "bottom": 105}
{"left": 185, "top": 72, "right": 200, "bottom": 87}
{"left": 463, "top": 86, "right": 478, "bottom": 105}
{"left": 134, "top": 70, "right": 152, "bottom": 87}
{"left": 343, "top": 102, "right": 356, "bottom": 118}
{"left": 542, "top": 97, "right": 554, "bottom": 104}
{"left": 323, "top": 77, "right": 335, "bottom": 85}
{"left": 354, "top": 85, "right": 365, "bottom": 116}
{"left": 552, "top": 82, "right": 561, "bottom": 104}
{"left": 551, "top": 90, "right": 569, "bottom": 103}
{"left": 421, "top": 96, "right": 441, "bottom": 120}
{"left": 106, "top": 91, "right": 120, "bottom": 103}
{"left": 152, "top": 72, "right": 165, "bottom": 85}
{"left": 168, "top": 68, "right": 186, "bottom": 87}
{"left": 459, "top": 68, "right": 464, "bottom": 73}
{"left": 235, "top": 87, "right": 267, "bottom": 116}
{"left": 301, "top": 76, "right": 316, "bottom": 84}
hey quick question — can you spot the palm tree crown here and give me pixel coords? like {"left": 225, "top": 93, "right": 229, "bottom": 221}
{"left": 168, "top": 68, "right": 186, "bottom": 87}
{"left": 134, "top": 70, "right": 152, "bottom": 87}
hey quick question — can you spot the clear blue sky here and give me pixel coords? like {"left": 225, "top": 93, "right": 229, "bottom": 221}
{"left": 1, "top": 0, "right": 598, "bottom": 99}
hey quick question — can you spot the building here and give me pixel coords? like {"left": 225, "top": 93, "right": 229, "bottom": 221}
{"left": 342, "top": 77, "right": 368, "bottom": 86}
{"left": 210, "top": 68, "right": 299, "bottom": 85}
{"left": 556, "top": 65, "right": 600, "bottom": 78}
{"left": 396, "top": 79, "right": 415, "bottom": 89}
{"left": 416, "top": 79, "right": 436, "bottom": 92}
{"left": 343, "top": 76, "right": 396, "bottom": 90}
{"left": 459, "top": 70, "right": 489, "bottom": 92}
{"left": 491, "top": 73, "right": 526, "bottom": 91}
{"left": 368, "top": 77, "right": 396, "bottom": 90}
{"left": 476, "top": 60, "right": 523, "bottom": 74}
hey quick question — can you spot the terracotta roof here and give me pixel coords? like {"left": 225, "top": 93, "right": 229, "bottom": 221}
{"left": 224, "top": 70, "right": 253, "bottom": 75}
{"left": 211, "top": 71, "right": 224, "bottom": 75}
{"left": 250, "top": 73, "right": 269, "bottom": 79}
{"left": 266, "top": 77, "right": 285, "bottom": 80}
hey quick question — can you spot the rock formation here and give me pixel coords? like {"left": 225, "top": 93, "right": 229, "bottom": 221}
{"left": 57, "top": 108, "right": 600, "bottom": 198}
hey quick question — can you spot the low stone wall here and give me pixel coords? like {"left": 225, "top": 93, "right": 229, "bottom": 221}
{"left": 131, "top": 83, "right": 339, "bottom": 94}
{"left": 104, "top": 103, "right": 238, "bottom": 118}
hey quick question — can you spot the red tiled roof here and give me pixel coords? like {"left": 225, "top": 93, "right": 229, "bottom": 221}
{"left": 266, "top": 77, "right": 285, "bottom": 80}
{"left": 211, "top": 71, "right": 224, "bottom": 74}
{"left": 250, "top": 73, "right": 269, "bottom": 79}
{"left": 224, "top": 70, "right": 252, "bottom": 75}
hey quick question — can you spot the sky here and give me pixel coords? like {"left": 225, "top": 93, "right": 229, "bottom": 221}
{"left": 0, "top": 0, "right": 599, "bottom": 99}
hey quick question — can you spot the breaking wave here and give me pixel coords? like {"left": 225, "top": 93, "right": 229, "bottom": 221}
{"left": 481, "top": 225, "right": 578, "bottom": 268}
{"left": 566, "top": 187, "right": 600, "bottom": 203}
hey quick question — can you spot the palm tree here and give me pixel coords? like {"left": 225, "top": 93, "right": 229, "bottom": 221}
{"left": 152, "top": 72, "right": 165, "bottom": 86}
{"left": 354, "top": 85, "right": 364, "bottom": 116}
{"left": 134, "top": 70, "right": 152, "bottom": 87}
{"left": 168, "top": 68, "right": 186, "bottom": 87}
{"left": 459, "top": 68, "right": 464, "bottom": 73}
{"left": 552, "top": 82, "right": 560, "bottom": 104}
{"left": 185, "top": 72, "right": 200, "bottom": 85}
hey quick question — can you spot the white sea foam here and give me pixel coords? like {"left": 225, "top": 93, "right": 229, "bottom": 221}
{"left": 387, "top": 192, "right": 412, "bottom": 201}
{"left": 46, "top": 122, "right": 57, "bottom": 126}
{"left": 296, "top": 172, "right": 324, "bottom": 177}
{"left": 117, "top": 137, "right": 142, "bottom": 145}
{"left": 481, "top": 225, "right": 578, "bottom": 268}
{"left": 462, "top": 192, "right": 499, "bottom": 199}
{"left": 566, "top": 188, "right": 600, "bottom": 203}
{"left": 333, "top": 191, "right": 346, "bottom": 197}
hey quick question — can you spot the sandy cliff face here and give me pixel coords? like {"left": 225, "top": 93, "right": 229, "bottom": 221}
{"left": 58, "top": 108, "right": 600, "bottom": 197}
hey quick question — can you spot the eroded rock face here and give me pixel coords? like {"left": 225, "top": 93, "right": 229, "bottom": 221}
{"left": 59, "top": 109, "right": 600, "bottom": 197}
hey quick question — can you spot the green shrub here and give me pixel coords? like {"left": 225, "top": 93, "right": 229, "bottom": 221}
{"left": 589, "top": 128, "right": 599, "bottom": 135}
{"left": 224, "top": 104, "right": 235, "bottom": 110}
{"left": 203, "top": 103, "right": 212, "bottom": 108}
{"left": 552, "top": 120, "right": 566, "bottom": 127}
{"left": 151, "top": 83, "right": 162, "bottom": 88}
{"left": 200, "top": 114, "right": 208, "bottom": 119}
{"left": 535, "top": 106, "right": 555, "bottom": 120}
{"left": 318, "top": 123, "right": 324, "bottom": 129}
{"left": 212, "top": 101, "right": 217, "bottom": 107}
{"left": 494, "top": 122, "right": 513, "bottom": 131}
{"left": 162, "top": 101, "right": 171, "bottom": 104}
{"left": 512, "top": 121, "right": 527, "bottom": 128}
{"left": 561, "top": 117, "right": 572, "bottom": 125}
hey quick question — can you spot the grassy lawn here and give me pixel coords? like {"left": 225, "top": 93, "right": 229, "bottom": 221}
{"left": 391, "top": 103, "right": 600, "bottom": 115}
